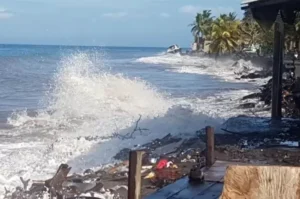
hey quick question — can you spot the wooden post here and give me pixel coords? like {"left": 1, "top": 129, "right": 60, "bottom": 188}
{"left": 128, "top": 150, "right": 144, "bottom": 199}
{"left": 271, "top": 14, "right": 284, "bottom": 120}
{"left": 206, "top": 126, "right": 215, "bottom": 167}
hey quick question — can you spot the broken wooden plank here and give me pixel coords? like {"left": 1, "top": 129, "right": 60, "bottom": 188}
{"left": 144, "top": 160, "right": 257, "bottom": 199}
{"left": 204, "top": 161, "right": 250, "bottom": 182}
{"left": 220, "top": 165, "right": 300, "bottom": 199}
{"left": 144, "top": 177, "right": 189, "bottom": 199}
{"left": 169, "top": 182, "right": 218, "bottom": 199}
{"left": 192, "top": 183, "right": 223, "bottom": 199}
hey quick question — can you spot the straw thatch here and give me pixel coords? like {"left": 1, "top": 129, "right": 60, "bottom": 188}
{"left": 220, "top": 165, "right": 300, "bottom": 199}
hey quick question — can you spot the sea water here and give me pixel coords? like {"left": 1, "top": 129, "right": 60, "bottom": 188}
{"left": 0, "top": 44, "right": 269, "bottom": 192}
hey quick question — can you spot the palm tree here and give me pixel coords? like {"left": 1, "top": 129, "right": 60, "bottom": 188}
{"left": 189, "top": 10, "right": 214, "bottom": 50}
{"left": 190, "top": 13, "right": 201, "bottom": 46}
{"left": 209, "top": 15, "right": 240, "bottom": 55}
{"left": 239, "top": 16, "right": 261, "bottom": 47}
{"left": 228, "top": 12, "right": 237, "bottom": 21}
{"left": 219, "top": 12, "right": 237, "bottom": 21}
{"left": 294, "top": 13, "right": 300, "bottom": 50}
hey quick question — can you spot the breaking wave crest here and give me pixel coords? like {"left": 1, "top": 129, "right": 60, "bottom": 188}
{"left": 7, "top": 53, "right": 171, "bottom": 136}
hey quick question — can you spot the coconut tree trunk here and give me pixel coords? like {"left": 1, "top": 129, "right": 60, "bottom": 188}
{"left": 197, "top": 36, "right": 200, "bottom": 51}
{"left": 290, "top": 41, "right": 294, "bottom": 51}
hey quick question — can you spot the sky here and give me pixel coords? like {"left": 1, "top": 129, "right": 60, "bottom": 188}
{"left": 0, "top": 0, "right": 244, "bottom": 47}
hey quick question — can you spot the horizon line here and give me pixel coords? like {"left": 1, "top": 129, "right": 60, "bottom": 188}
{"left": 0, "top": 43, "right": 190, "bottom": 49}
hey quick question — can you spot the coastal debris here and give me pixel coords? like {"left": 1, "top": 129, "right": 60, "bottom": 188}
{"left": 5, "top": 130, "right": 300, "bottom": 199}
{"left": 189, "top": 165, "right": 205, "bottom": 183}
{"left": 240, "top": 74, "right": 300, "bottom": 118}
{"left": 112, "top": 115, "right": 149, "bottom": 140}
{"left": 155, "top": 159, "right": 168, "bottom": 170}
{"left": 46, "top": 164, "right": 71, "bottom": 197}
{"left": 4, "top": 164, "right": 126, "bottom": 199}
{"left": 150, "top": 167, "right": 183, "bottom": 188}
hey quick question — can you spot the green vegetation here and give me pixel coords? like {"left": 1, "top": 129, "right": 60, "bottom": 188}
{"left": 189, "top": 10, "right": 300, "bottom": 55}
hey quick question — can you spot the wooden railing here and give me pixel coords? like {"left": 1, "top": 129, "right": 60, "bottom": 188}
{"left": 127, "top": 126, "right": 215, "bottom": 199}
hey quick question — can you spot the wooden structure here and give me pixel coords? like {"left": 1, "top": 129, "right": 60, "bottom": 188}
{"left": 146, "top": 162, "right": 300, "bottom": 199}
{"left": 242, "top": 0, "right": 300, "bottom": 119}
{"left": 128, "top": 150, "right": 145, "bottom": 199}
{"left": 125, "top": 127, "right": 215, "bottom": 198}
{"left": 206, "top": 126, "right": 215, "bottom": 167}
{"left": 145, "top": 161, "right": 247, "bottom": 199}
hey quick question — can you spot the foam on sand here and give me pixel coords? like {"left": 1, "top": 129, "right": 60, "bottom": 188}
{"left": 136, "top": 53, "right": 270, "bottom": 84}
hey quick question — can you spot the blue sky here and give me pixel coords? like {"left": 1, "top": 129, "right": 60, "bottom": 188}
{"left": 0, "top": 0, "right": 243, "bottom": 47}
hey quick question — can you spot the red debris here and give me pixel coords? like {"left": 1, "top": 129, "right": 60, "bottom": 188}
{"left": 155, "top": 159, "right": 168, "bottom": 170}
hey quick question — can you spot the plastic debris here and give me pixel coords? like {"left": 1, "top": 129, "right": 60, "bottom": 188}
{"left": 156, "top": 159, "right": 168, "bottom": 170}
{"left": 144, "top": 172, "right": 156, "bottom": 179}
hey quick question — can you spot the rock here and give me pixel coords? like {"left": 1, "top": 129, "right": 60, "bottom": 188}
{"left": 83, "top": 169, "right": 95, "bottom": 175}
{"left": 242, "top": 93, "right": 261, "bottom": 100}
{"left": 113, "top": 148, "right": 131, "bottom": 161}
{"left": 241, "top": 73, "right": 264, "bottom": 79}
{"left": 110, "top": 186, "right": 127, "bottom": 199}
{"left": 238, "top": 103, "right": 256, "bottom": 109}
{"left": 152, "top": 139, "right": 185, "bottom": 156}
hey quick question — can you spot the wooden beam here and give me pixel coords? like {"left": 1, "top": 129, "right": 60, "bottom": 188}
{"left": 271, "top": 16, "right": 284, "bottom": 119}
{"left": 206, "top": 126, "right": 215, "bottom": 167}
{"left": 128, "top": 150, "right": 145, "bottom": 199}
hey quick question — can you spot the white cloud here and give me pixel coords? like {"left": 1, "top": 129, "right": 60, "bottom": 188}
{"left": 102, "top": 12, "right": 128, "bottom": 18}
{"left": 160, "top": 12, "right": 170, "bottom": 18}
{"left": 0, "top": 8, "right": 13, "bottom": 19}
{"left": 179, "top": 5, "right": 201, "bottom": 15}
{"left": 179, "top": 5, "right": 235, "bottom": 16}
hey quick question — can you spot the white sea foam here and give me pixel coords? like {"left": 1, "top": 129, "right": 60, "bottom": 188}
{"left": 0, "top": 52, "right": 266, "bottom": 194}
{"left": 136, "top": 53, "right": 269, "bottom": 84}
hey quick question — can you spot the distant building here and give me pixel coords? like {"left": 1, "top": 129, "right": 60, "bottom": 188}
{"left": 203, "top": 40, "right": 212, "bottom": 53}
{"left": 192, "top": 42, "right": 198, "bottom": 51}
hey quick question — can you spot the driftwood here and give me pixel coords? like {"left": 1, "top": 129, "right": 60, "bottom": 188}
{"left": 45, "top": 164, "right": 71, "bottom": 198}
{"left": 220, "top": 165, "right": 300, "bottom": 199}
{"left": 113, "top": 115, "right": 149, "bottom": 140}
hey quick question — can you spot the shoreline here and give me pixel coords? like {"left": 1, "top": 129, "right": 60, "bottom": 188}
{"left": 6, "top": 118, "right": 300, "bottom": 198}
{"left": 2, "top": 52, "right": 299, "bottom": 198}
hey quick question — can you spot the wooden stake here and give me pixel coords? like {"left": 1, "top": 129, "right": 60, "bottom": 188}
{"left": 206, "top": 126, "right": 215, "bottom": 167}
{"left": 128, "top": 150, "right": 145, "bottom": 199}
{"left": 271, "top": 14, "right": 284, "bottom": 120}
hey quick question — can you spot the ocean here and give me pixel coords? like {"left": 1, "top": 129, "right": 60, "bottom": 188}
{"left": 0, "top": 44, "right": 268, "bottom": 191}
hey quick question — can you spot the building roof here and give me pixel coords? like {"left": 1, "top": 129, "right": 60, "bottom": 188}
{"left": 242, "top": 0, "right": 300, "bottom": 9}
{"left": 242, "top": 0, "right": 259, "bottom": 4}
{"left": 241, "top": 0, "right": 300, "bottom": 29}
